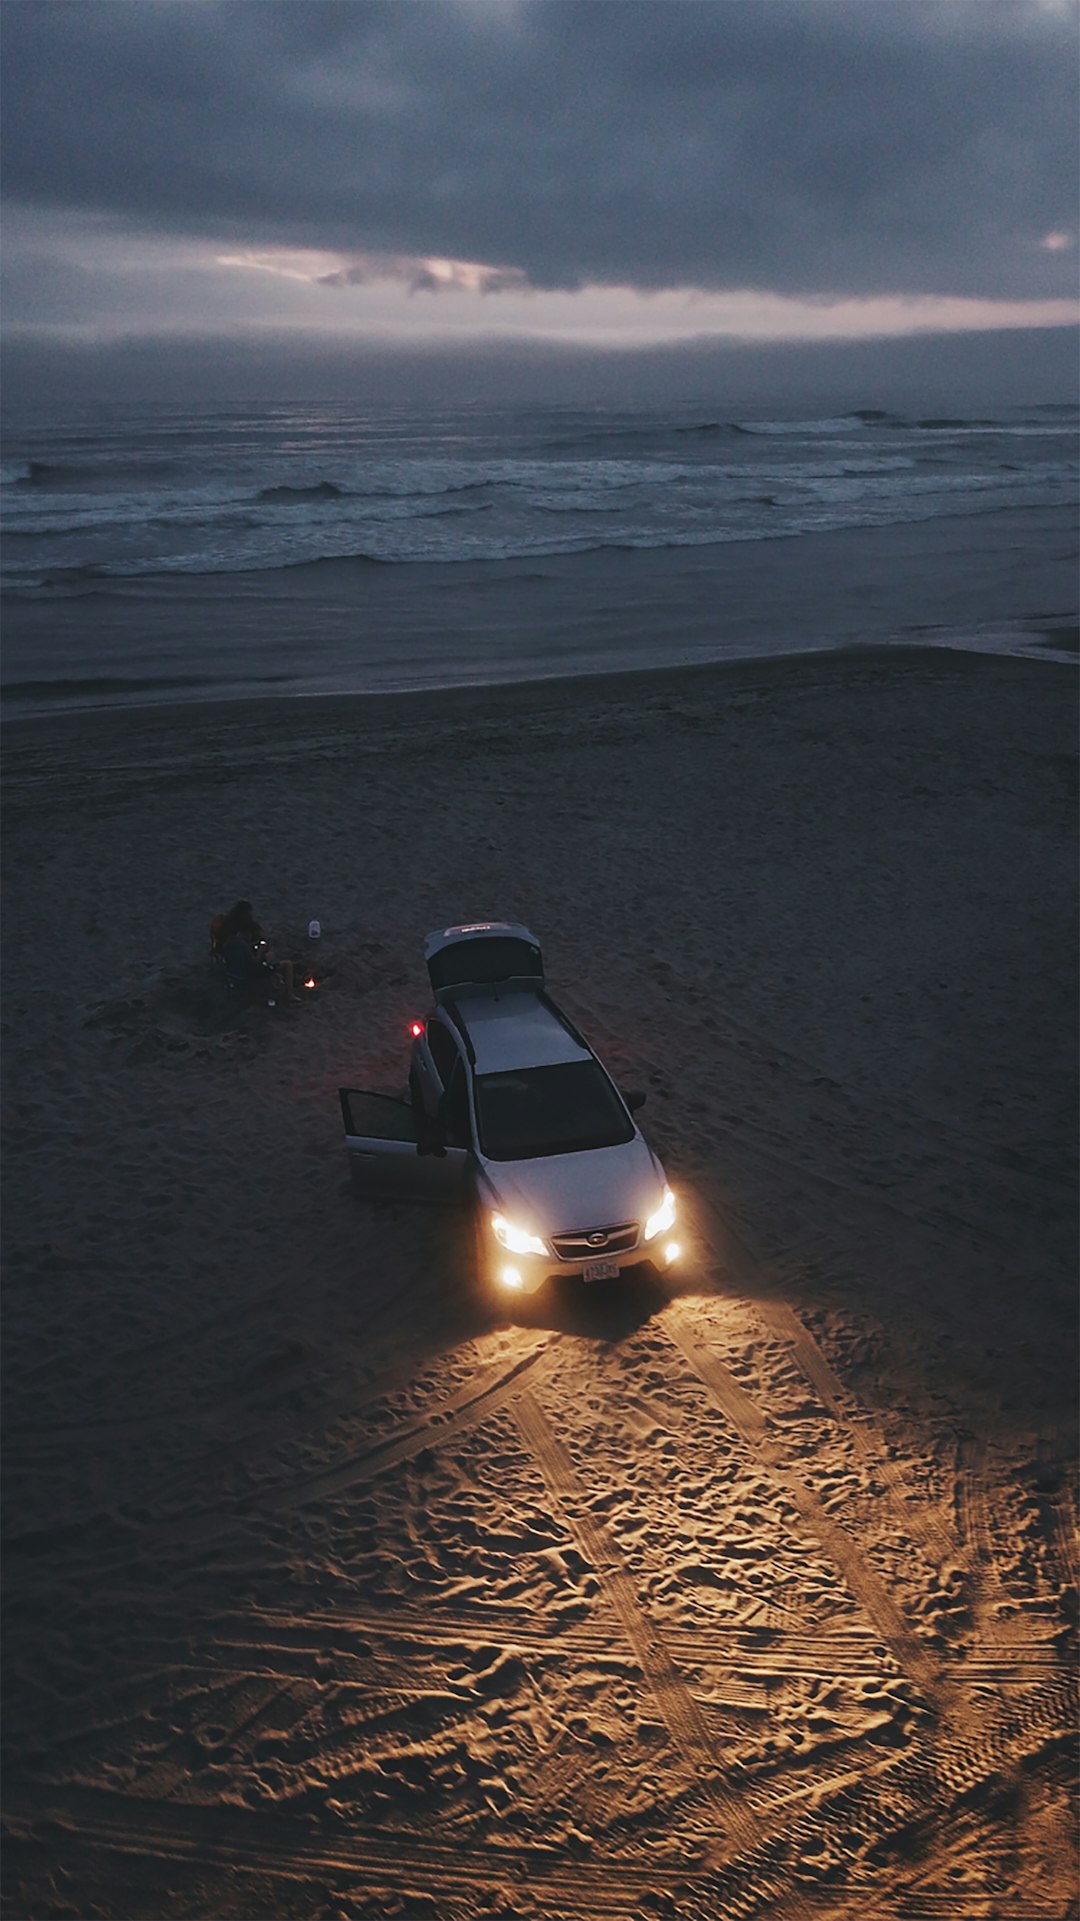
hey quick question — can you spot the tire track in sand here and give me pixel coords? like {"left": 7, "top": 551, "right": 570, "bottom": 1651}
{"left": 750, "top": 1668, "right": 1073, "bottom": 1897}
{"left": 4, "top": 1336, "right": 564, "bottom": 1596}
{"left": 1, "top": 1784, "right": 662, "bottom": 1919}
{"left": 686, "top": 1183, "right": 965, "bottom": 1568}
{"left": 512, "top": 1388, "right": 764, "bottom": 1861}
{"left": 1035, "top": 1433, "right": 1080, "bottom": 1599}
{"left": 658, "top": 1305, "right": 942, "bottom": 1701}
{"left": 563, "top": 991, "right": 994, "bottom": 1588}
{"left": 689, "top": 1188, "right": 1073, "bottom": 1679}
{"left": 275, "top": 1332, "right": 562, "bottom": 1508}
{"left": 952, "top": 1429, "right": 1030, "bottom": 1659}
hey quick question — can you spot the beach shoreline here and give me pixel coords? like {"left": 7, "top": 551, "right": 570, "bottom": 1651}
{"left": 4, "top": 501, "right": 1077, "bottom": 717}
{"left": 3, "top": 632, "right": 1077, "bottom": 758}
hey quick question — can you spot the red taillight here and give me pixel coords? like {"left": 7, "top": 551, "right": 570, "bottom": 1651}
{"left": 410, "top": 1020, "right": 424, "bottom": 1038}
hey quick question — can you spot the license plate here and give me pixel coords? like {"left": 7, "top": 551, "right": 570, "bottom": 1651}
{"left": 583, "top": 1258, "right": 619, "bottom": 1284}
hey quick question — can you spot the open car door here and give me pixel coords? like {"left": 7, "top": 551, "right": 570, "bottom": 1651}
{"left": 339, "top": 1089, "right": 468, "bottom": 1200}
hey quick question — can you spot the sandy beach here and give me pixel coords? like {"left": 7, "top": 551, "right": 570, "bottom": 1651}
{"left": 2, "top": 644, "right": 1077, "bottom": 1920}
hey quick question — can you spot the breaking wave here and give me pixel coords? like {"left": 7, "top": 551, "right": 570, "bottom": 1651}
{"left": 256, "top": 480, "right": 349, "bottom": 502}
{"left": 2, "top": 397, "right": 1074, "bottom": 593}
{"left": 7, "top": 459, "right": 100, "bottom": 487}
{"left": 913, "top": 417, "right": 1000, "bottom": 430}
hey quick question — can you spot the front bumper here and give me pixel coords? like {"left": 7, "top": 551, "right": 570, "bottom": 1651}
{"left": 480, "top": 1235, "right": 680, "bottom": 1297}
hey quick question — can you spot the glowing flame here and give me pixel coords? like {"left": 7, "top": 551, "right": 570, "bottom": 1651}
{"left": 304, "top": 978, "right": 317, "bottom": 990}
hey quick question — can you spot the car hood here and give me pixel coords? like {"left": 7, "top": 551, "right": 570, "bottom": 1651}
{"left": 480, "top": 1133, "right": 665, "bottom": 1238}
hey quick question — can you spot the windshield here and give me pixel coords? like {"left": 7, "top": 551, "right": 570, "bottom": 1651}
{"left": 474, "top": 1060, "right": 635, "bottom": 1161}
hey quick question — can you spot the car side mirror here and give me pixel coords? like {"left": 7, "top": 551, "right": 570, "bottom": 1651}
{"left": 625, "top": 1089, "right": 648, "bottom": 1114}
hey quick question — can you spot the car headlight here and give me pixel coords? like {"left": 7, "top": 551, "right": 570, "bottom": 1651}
{"left": 643, "top": 1186, "right": 676, "bottom": 1242}
{"left": 490, "top": 1212, "right": 547, "bottom": 1258}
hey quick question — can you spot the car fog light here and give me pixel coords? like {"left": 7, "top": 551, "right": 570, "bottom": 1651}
{"left": 499, "top": 1265, "right": 524, "bottom": 1290}
{"left": 663, "top": 1241, "right": 681, "bottom": 1267}
{"left": 644, "top": 1187, "right": 677, "bottom": 1241}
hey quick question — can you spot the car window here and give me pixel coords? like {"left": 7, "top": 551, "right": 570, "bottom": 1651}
{"left": 429, "top": 937, "right": 541, "bottom": 991}
{"left": 428, "top": 1019, "right": 459, "bottom": 1085}
{"left": 443, "top": 1060, "right": 473, "bottom": 1149}
{"left": 474, "top": 1061, "right": 634, "bottom": 1161}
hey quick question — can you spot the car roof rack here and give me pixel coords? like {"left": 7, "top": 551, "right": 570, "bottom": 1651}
{"left": 538, "top": 990, "right": 589, "bottom": 1051}
{"left": 441, "top": 983, "right": 587, "bottom": 1068}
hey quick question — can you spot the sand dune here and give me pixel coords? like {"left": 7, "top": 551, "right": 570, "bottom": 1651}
{"left": 2, "top": 647, "right": 1076, "bottom": 1919}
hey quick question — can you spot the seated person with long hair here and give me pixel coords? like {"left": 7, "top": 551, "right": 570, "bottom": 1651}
{"left": 212, "top": 900, "right": 298, "bottom": 1002}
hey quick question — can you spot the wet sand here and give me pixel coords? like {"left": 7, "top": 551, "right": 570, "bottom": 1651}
{"left": 2, "top": 644, "right": 1077, "bottom": 1919}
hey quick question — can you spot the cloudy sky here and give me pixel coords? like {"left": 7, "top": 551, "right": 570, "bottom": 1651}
{"left": 2, "top": 0, "right": 1077, "bottom": 402}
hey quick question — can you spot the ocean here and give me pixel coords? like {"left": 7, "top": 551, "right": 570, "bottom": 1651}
{"left": 2, "top": 399, "right": 1076, "bottom": 713}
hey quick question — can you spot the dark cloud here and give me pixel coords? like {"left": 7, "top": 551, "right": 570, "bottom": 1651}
{"left": 2, "top": 0, "right": 1076, "bottom": 301}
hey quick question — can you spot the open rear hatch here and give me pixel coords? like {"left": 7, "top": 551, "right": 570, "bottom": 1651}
{"left": 424, "top": 921, "right": 544, "bottom": 1003}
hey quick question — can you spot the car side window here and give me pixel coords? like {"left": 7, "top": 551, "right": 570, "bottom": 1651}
{"left": 442, "top": 1060, "right": 473, "bottom": 1150}
{"left": 428, "top": 1019, "right": 459, "bottom": 1086}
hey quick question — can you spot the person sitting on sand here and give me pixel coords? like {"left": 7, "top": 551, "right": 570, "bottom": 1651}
{"left": 212, "top": 898, "right": 262, "bottom": 951}
{"left": 214, "top": 899, "right": 298, "bottom": 1002}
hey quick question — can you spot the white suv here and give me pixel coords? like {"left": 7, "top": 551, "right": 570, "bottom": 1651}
{"left": 340, "top": 922, "right": 679, "bottom": 1296}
